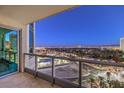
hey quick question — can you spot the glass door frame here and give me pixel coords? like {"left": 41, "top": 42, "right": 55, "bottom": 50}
{"left": 0, "top": 24, "right": 21, "bottom": 71}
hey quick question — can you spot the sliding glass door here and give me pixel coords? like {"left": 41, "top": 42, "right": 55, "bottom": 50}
{"left": 0, "top": 27, "right": 18, "bottom": 77}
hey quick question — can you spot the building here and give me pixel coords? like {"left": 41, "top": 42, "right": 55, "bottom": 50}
{"left": 0, "top": 5, "right": 78, "bottom": 88}
{"left": 0, "top": 5, "right": 124, "bottom": 88}
{"left": 120, "top": 38, "right": 124, "bottom": 51}
{"left": 100, "top": 45, "right": 120, "bottom": 50}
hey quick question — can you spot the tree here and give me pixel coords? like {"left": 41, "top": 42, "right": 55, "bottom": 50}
{"left": 106, "top": 72, "right": 111, "bottom": 87}
{"left": 106, "top": 72, "right": 111, "bottom": 82}
{"left": 89, "top": 77, "right": 95, "bottom": 88}
{"left": 98, "top": 76, "right": 106, "bottom": 88}
{"left": 110, "top": 80, "right": 122, "bottom": 88}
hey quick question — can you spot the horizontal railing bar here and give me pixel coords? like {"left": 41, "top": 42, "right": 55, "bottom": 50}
{"left": 24, "top": 53, "right": 124, "bottom": 67}
{"left": 0, "top": 50, "right": 17, "bottom": 54}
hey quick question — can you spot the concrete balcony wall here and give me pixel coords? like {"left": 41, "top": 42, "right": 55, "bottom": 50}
{"left": 20, "top": 25, "right": 29, "bottom": 72}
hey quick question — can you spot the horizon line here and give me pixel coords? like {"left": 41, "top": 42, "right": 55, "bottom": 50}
{"left": 35, "top": 44, "right": 120, "bottom": 48}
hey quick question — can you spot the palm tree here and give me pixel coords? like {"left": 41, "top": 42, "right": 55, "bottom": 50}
{"left": 98, "top": 76, "right": 106, "bottom": 88}
{"left": 106, "top": 72, "right": 111, "bottom": 88}
{"left": 106, "top": 72, "right": 111, "bottom": 82}
{"left": 89, "top": 77, "right": 95, "bottom": 88}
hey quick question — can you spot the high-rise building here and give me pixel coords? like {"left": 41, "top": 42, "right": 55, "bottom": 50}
{"left": 120, "top": 38, "right": 124, "bottom": 51}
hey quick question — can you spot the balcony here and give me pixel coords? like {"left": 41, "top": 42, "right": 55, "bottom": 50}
{"left": 24, "top": 53, "right": 124, "bottom": 88}
{"left": 1, "top": 5, "right": 124, "bottom": 88}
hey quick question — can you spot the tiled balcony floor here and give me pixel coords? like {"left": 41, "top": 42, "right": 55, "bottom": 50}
{"left": 0, "top": 72, "right": 60, "bottom": 88}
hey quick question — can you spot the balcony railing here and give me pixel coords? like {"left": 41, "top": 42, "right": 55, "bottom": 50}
{"left": 0, "top": 50, "right": 17, "bottom": 77}
{"left": 24, "top": 53, "right": 124, "bottom": 88}
{"left": 0, "top": 50, "right": 17, "bottom": 62}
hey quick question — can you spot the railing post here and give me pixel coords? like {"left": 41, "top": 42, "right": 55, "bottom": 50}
{"left": 79, "top": 61, "right": 82, "bottom": 88}
{"left": 14, "top": 53, "right": 16, "bottom": 62}
{"left": 51, "top": 57, "right": 55, "bottom": 86}
{"left": 9, "top": 51, "right": 11, "bottom": 62}
{"left": 35, "top": 55, "right": 37, "bottom": 78}
{"left": 23, "top": 54, "right": 25, "bottom": 72}
{"left": 5, "top": 51, "right": 7, "bottom": 59}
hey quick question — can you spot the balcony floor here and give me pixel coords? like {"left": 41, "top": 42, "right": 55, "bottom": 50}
{"left": 0, "top": 72, "right": 60, "bottom": 88}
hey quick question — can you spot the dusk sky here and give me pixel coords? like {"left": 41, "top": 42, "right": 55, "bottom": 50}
{"left": 35, "top": 6, "right": 124, "bottom": 47}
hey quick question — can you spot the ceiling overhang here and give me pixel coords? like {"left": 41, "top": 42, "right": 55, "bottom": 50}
{"left": 0, "top": 5, "right": 77, "bottom": 25}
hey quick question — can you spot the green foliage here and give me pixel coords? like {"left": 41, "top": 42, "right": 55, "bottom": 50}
{"left": 87, "top": 75, "right": 96, "bottom": 88}
{"left": 110, "top": 80, "right": 124, "bottom": 88}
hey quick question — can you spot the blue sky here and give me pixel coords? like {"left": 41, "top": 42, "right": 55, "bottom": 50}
{"left": 35, "top": 6, "right": 124, "bottom": 47}
{"left": 5, "top": 31, "right": 17, "bottom": 41}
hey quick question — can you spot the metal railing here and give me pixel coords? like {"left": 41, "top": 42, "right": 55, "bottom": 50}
{"left": 24, "top": 53, "right": 124, "bottom": 88}
{"left": 0, "top": 50, "right": 17, "bottom": 62}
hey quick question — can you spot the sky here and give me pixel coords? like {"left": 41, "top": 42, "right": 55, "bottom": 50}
{"left": 35, "top": 6, "right": 124, "bottom": 47}
{"left": 5, "top": 31, "right": 17, "bottom": 41}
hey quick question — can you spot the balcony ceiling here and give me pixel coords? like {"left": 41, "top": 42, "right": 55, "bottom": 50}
{"left": 0, "top": 5, "right": 76, "bottom": 25}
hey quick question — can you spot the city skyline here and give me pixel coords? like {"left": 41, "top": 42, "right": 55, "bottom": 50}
{"left": 35, "top": 44, "right": 120, "bottom": 48}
